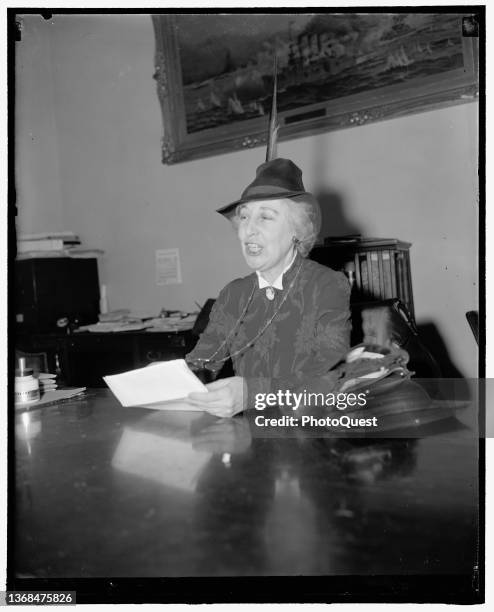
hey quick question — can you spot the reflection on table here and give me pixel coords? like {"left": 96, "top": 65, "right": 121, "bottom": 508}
{"left": 14, "top": 388, "right": 479, "bottom": 579}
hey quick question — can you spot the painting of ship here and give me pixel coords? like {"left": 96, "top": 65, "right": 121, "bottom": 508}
{"left": 175, "top": 13, "right": 467, "bottom": 134}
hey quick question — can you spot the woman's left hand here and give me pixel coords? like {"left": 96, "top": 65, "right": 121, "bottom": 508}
{"left": 188, "top": 376, "right": 246, "bottom": 417}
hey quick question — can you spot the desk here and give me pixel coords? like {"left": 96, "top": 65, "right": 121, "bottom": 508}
{"left": 11, "top": 390, "right": 481, "bottom": 603}
{"left": 17, "top": 330, "right": 197, "bottom": 387}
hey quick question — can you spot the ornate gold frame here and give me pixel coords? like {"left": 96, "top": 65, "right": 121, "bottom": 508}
{"left": 152, "top": 13, "right": 479, "bottom": 165}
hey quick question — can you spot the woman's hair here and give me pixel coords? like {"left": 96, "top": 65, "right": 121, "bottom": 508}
{"left": 231, "top": 196, "right": 321, "bottom": 258}
{"left": 283, "top": 195, "right": 321, "bottom": 258}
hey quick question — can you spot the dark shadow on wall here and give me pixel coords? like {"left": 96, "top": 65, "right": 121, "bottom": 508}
{"left": 315, "top": 189, "right": 362, "bottom": 241}
{"left": 417, "top": 321, "right": 475, "bottom": 402}
{"left": 311, "top": 184, "right": 467, "bottom": 380}
{"left": 417, "top": 322, "right": 465, "bottom": 379}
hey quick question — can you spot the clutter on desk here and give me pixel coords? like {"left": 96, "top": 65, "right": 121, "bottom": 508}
{"left": 77, "top": 322, "right": 153, "bottom": 333}
{"left": 67, "top": 248, "right": 105, "bottom": 259}
{"left": 75, "top": 308, "right": 198, "bottom": 333}
{"left": 14, "top": 358, "right": 61, "bottom": 403}
{"left": 38, "top": 372, "right": 58, "bottom": 392}
{"left": 15, "top": 387, "right": 86, "bottom": 409}
{"left": 16, "top": 230, "right": 104, "bottom": 259}
{"left": 15, "top": 357, "right": 40, "bottom": 405}
{"left": 146, "top": 313, "right": 197, "bottom": 332}
{"left": 98, "top": 309, "right": 132, "bottom": 322}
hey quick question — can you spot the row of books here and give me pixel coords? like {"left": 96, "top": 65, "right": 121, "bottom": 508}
{"left": 355, "top": 249, "right": 410, "bottom": 305}
{"left": 17, "top": 231, "right": 104, "bottom": 259}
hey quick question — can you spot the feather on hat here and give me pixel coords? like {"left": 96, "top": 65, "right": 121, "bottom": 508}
{"left": 216, "top": 55, "right": 313, "bottom": 219}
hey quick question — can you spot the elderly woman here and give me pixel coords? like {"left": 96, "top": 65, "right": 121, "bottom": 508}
{"left": 187, "top": 158, "right": 351, "bottom": 416}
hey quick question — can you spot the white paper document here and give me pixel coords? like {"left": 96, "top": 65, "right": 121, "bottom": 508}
{"left": 155, "top": 248, "right": 182, "bottom": 285}
{"left": 103, "top": 359, "right": 207, "bottom": 408}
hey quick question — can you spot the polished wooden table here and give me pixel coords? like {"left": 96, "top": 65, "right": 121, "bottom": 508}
{"left": 10, "top": 388, "right": 482, "bottom": 603}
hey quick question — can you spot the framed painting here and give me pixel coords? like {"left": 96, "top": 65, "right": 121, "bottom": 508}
{"left": 152, "top": 12, "right": 479, "bottom": 164}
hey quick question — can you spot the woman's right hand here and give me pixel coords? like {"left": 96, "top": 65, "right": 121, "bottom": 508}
{"left": 188, "top": 376, "right": 247, "bottom": 417}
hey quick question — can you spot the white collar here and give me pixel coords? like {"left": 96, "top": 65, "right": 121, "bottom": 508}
{"left": 256, "top": 251, "right": 297, "bottom": 290}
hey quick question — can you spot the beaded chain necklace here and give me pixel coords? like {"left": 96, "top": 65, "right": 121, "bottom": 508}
{"left": 190, "top": 260, "right": 304, "bottom": 370}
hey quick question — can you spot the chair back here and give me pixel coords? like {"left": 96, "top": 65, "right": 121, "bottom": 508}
{"left": 353, "top": 299, "right": 441, "bottom": 378}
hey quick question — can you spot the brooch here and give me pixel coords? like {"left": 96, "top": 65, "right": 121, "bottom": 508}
{"left": 266, "top": 287, "right": 275, "bottom": 301}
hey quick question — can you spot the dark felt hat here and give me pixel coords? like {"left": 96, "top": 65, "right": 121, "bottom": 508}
{"left": 216, "top": 158, "right": 312, "bottom": 218}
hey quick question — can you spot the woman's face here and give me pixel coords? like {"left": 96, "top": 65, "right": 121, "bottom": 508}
{"left": 236, "top": 199, "right": 296, "bottom": 282}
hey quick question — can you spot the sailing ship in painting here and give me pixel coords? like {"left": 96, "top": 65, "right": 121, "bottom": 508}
{"left": 180, "top": 13, "right": 465, "bottom": 134}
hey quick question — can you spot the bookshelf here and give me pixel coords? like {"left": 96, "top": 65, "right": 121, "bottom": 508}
{"left": 310, "top": 238, "right": 414, "bottom": 321}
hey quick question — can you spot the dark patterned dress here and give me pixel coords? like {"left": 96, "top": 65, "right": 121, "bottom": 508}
{"left": 186, "top": 254, "right": 351, "bottom": 399}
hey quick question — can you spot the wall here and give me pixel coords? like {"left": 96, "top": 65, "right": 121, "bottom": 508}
{"left": 15, "top": 14, "right": 479, "bottom": 377}
{"left": 15, "top": 16, "right": 65, "bottom": 234}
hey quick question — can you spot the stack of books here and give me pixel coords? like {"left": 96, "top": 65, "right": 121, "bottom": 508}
{"left": 318, "top": 236, "right": 412, "bottom": 310}
{"left": 16, "top": 231, "right": 104, "bottom": 259}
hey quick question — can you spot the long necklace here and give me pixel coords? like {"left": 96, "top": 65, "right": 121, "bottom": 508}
{"left": 193, "top": 261, "right": 303, "bottom": 368}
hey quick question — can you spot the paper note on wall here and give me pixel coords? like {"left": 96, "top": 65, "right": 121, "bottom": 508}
{"left": 156, "top": 248, "right": 182, "bottom": 285}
